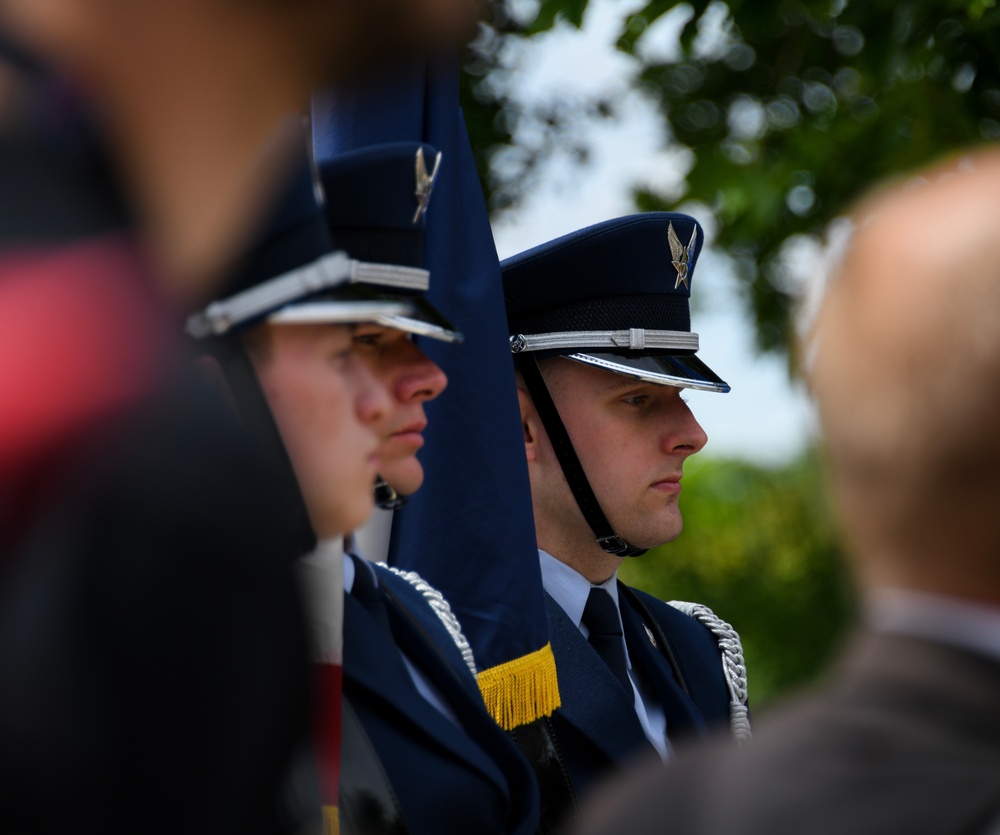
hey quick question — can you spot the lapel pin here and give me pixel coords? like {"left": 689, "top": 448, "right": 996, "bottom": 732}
{"left": 643, "top": 623, "right": 657, "bottom": 648}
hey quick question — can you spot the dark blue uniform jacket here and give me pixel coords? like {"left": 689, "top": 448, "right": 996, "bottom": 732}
{"left": 342, "top": 563, "right": 540, "bottom": 835}
{"left": 544, "top": 582, "right": 732, "bottom": 802}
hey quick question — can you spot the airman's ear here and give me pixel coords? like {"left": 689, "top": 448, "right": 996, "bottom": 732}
{"left": 517, "top": 387, "right": 540, "bottom": 463}
{"left": 194, "top": 355, "right": 240, "bottom": 418}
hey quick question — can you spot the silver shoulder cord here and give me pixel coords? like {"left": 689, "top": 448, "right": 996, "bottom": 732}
{"left": 668, "top": 600, "right": 752, "bottom": 744}
{"left": 378, "top": 563, "right": 478, "bottom": 678}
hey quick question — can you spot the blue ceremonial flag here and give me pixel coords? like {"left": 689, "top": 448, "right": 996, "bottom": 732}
{"left": 312, "top": 57, "right": 560, "bottom": 728}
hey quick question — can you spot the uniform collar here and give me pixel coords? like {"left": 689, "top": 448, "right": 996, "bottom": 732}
{"left": 538, "top": 549, "right": 620, "bottom": 630}
{"left": 342, "top": 548, "right": 356, "bottom": 595}
{"left": 297, "top": 537, "right": 346, "bottom": 663}
{"left": 341, "top": 537, "right": 381, "bottom": 596}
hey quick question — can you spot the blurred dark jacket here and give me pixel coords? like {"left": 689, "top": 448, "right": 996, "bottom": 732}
{"left": 577, "top": 632, "right": 1000, "bottom": 835}
{"left": 0, "top": 39, "right": 313, "bottom": 835}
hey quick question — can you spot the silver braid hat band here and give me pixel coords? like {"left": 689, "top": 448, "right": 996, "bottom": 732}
{"left": 509, "top": 327, "right": 699, "bottom": 354}
{"left": 186, "top": 250, "right": 429, "bottom": 338}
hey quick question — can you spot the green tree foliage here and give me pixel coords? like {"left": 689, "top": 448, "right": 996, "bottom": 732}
{"left": 463, "top": 0, "right": 1000, "bottom": 353}
{"left": 618, "top": 452, "right": 856, "bottom": 705}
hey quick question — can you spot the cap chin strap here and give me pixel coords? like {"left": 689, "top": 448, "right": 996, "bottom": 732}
{"left": 516, "top": 354, "right": 648, "bottom": 558}
{"left": 207, "top": 337, "right": 317, "bottom": 558}
{"left": 373, "top": 476, "right": 408, "bottom": 510}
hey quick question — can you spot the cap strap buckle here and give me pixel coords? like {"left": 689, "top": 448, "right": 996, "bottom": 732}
{"left": 596, "top": 535, "right": 632, "bottom": 556}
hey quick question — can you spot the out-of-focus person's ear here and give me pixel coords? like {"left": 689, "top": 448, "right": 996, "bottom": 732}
{"left": 0, "top": 0, "right": 92, "bottom": 62}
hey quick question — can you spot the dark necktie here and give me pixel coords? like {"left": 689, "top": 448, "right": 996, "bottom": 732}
{"left": 582, "top": 587, "right": 632, "bottom": 695}
{"left": 348, "top": 553, "right": 392, "bottom": 633}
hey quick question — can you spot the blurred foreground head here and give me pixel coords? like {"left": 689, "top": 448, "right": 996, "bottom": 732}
{"left": 807, "top": 146, "right": 1000, "bottom": 603}
{"left": 0, "top": 0, "right": 482, "bottom": 83}
{"left": 0, "top": 0, "right": 483, "bottom": 294}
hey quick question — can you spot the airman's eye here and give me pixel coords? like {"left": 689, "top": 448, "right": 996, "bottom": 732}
{"left": 352, "top": 333, "right": 381, "bottom": 348}
{"left": 622, "top": 395, "right": 650, "bottom": 407}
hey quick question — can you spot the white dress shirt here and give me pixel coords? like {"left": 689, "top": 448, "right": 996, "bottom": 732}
{"left": 539, "top": 550, "right": 670, "bottom": 760}
{"left": 344, "top": 548, "right": 460, "bottom": 727}
{"left": 297, "top": 537, "right": 459, "bottom": 727}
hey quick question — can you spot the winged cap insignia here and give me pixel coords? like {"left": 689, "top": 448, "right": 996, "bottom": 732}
{"left": 413, "top": 147, "right": 443, "bottom": 223}
{"left": 667, "top": 222, "right": 697, "bottom": 289}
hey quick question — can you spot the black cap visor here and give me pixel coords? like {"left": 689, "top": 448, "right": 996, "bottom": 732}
{"left": 567, "top": 351, "right": 730, "bottom": 393}
{"left": 266, "top": 283, "right": 413, "bottom": 326}
{"left": 373, "top": 296, "right": 463, "bottom": 344}
{"left": 269, "top": 284, "right": 462, "bottom": 341}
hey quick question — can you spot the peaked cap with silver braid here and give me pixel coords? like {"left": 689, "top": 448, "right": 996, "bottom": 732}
{"left": 319, "top": 141, "right": 464, "bottom": 508}
{"left": 502, "top": 213, "right": 730, "bottom": 557}
{"left": 186, "top": 152, "right": 414, "bottom": 340}
{"left": 319, "top": 140, "right": 462, "bottom": 346}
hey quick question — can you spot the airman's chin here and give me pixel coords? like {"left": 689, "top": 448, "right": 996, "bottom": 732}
{"left": 342, "top": 495, "right": 377, "bottom": 539}
{"left": 625, "top": 521, "right": 683, "bottom": 553}
{"left": 377, "top": 459, "right": 424, "bottom": 499}
{"left": 308, "top": 490, "right": 376, "bottom": 541}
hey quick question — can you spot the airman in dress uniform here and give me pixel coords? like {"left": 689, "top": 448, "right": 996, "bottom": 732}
{"left": 0, "top": 1, "right": 485, "bottom": 832}
{"left": 187, "top": 142, "right": 540, "bottom": 835}
{"left": 501, "top": 213, "right": 750, "bottom": 830}
{"left": 576, "top": 147, "right": 1000, "bottom": 835}
{"left": 319, "top": 141, "right": 460, "bottom": 512}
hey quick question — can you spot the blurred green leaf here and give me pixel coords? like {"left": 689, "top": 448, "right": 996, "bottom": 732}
{"left": 463, "top": 0, "right": 1000, "bottom": 358}
{"left": 527, "top": 0, "right": 589, "bottom": 33}
{"left": 619, "top": 452, "right": 856, "bottom": 705}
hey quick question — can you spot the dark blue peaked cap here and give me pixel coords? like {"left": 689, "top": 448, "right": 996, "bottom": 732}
{"left": 227, "top": 160, "right": 330, "bottom": 298}
{"left": 502, "top": 213, "right": 729, "bottom": 393}
{"left": 321, "top": 141, "right": 432, "bottom": 268}
{"left": 319, "top": 141, "right": 462, "bottom": 343}
{"left": 185, "top": 153, "right": 440, "bottom": 340}
{"left": 187, "top": 158, "right": 411, "bottom": 338}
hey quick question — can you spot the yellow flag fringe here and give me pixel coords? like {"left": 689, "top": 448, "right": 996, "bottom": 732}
{"left": 476, "top": 642, "right": 561, "bottom": 730}
{"left": 322, "top": 806, "right": 340, "bottom": 835}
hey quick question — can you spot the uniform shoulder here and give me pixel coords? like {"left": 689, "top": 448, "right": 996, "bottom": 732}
{"left": 374, "top": 562, "right": 478, "bottom": 678}
{"left": 626, "top": 587, "right": 716, "bottom": 638}
{"left": 625, "top": 586, "right": 751, "bottom": 743}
